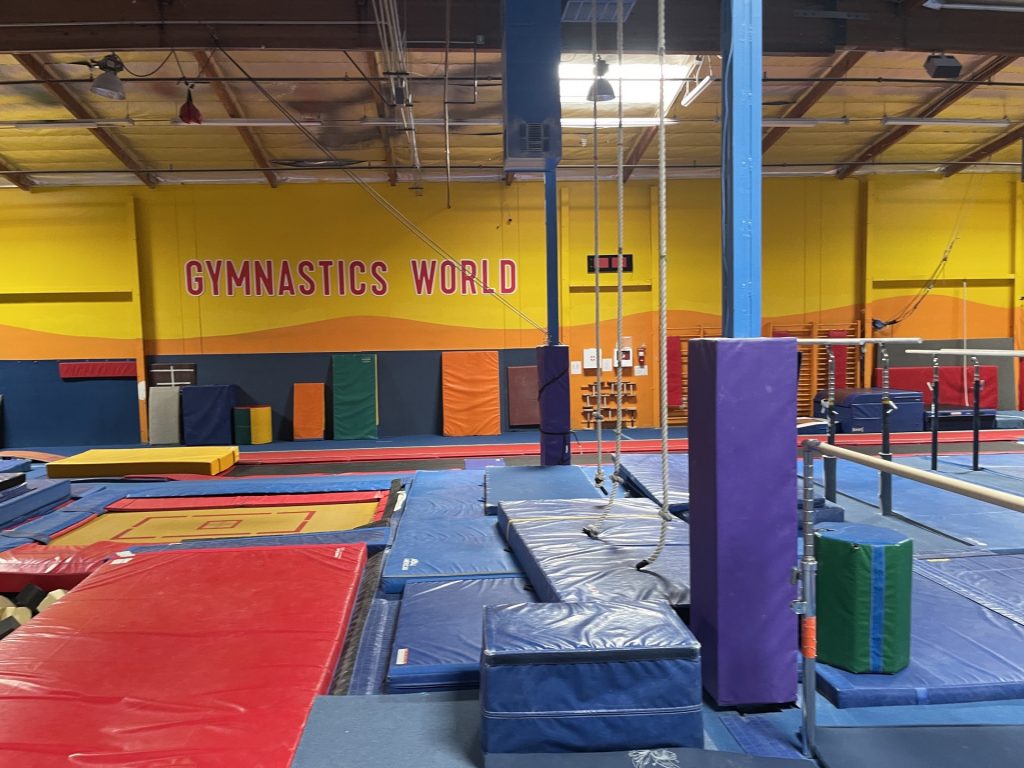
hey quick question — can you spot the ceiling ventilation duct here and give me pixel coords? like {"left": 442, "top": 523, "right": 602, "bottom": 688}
{"left": 561, "top": 0, "right": 637, "bottom": 22}
{"left": 503, "top": 0, "right": 562, "bottom": 172}
{"left": 924, "top": 0, "right": 1024, "bottom": 10}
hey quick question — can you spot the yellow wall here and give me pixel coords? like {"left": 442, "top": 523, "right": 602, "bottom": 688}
{"left": 0, "top": 174, "right": 1019, "bottom": 431}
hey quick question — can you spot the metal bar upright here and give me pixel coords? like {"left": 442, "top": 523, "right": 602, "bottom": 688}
{"left": 972, "top": 357, "right": 982, "bottom": 471}
{"left": 879, "top": 344, "right": 893, "bottom": 516}
{"left": 930, "top": 355, "right": 940, "bottom": 471}
{"left": 798, "top": 443, "right": 818, "bottom": 758}
{"left": 823, "top": 345, "right": 837, "bottom": 502}
{"left": 720, "top": 0, "right": 763, "bottom": 338}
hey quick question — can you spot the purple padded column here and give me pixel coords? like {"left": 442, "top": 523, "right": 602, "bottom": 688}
{"left": 688, "top": 337, "right": 798, "bottom": 706}
{"left": 537, "top": 345, "right": 571, "bottom": 466}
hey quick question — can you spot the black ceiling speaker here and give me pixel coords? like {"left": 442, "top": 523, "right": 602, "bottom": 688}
{"left": 925, "top": 54, "right": 962, "bottom": 79}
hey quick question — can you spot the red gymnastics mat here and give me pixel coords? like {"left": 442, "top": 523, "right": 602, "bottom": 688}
{"left": 0, "top": 544, "right": 367, "bottom": 767}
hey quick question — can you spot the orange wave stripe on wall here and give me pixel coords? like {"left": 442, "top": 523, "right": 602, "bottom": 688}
{"left": 0, "top": 324, "right": 141, "bottom": 361}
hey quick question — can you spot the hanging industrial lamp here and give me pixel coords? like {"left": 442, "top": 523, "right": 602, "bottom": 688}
{"left": 179, "top": 87, "right": 203, "bottom": 124}
{"left": 89, "top": 54, "right": 126, "bottom": 100}
{"left": 586, "top": 57, "right": 616, "bottom": 102}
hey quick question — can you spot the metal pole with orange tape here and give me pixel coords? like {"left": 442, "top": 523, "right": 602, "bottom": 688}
{"left": 796, "top": 442, "right": 818, "bottom": 758}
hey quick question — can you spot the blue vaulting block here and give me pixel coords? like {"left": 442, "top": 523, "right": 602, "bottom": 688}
{"left": 481, "top": 602, "right": 703, "bottom": 754}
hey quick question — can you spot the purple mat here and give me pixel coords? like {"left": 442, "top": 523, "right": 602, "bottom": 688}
{"left": 688, "top": 337, "right": 799, "bottom": 706}
{"left": 537, "top": 345, "right": 571, "bottom": 466}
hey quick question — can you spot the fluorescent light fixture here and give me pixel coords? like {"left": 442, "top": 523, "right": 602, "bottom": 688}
{"left": 559, "top": 61, "right": 690, "bottom": 106}
{"left": 882, "top": 116, "right": 1013, "bottom": 128}
{"left": 0, "top": 118, "right": 135, "bottom": 129}
{"left": 171, "top": 118, "right": 322, "bottom": 127}
{"left": 924, "top": 0, "right": 1024, "bottom": 10}
{"left": 762, "top": 117, "right": 849, "bottom": 128}
{"left": 561, "top": 117, "right": 680, "bottom": 128}
{"left": 680, "top": 74, "right": 713, "bottom": 107}
{"left": 361, "top": 117, "right": 678, "bottom": 129}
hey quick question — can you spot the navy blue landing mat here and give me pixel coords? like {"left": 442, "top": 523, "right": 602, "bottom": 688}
{"left": 387, "top": 578, "right": 535, "bottom": 693}
{"left": 0, "top": 478, "right": 71, "bottom": 528}
{"left": 914, "top": 550, "right": 1024, "bottom": 619}
{"left": 292, "top": 693, "right": 482, "bottom": 768}
{"left": 487, "top": 751, "right": 811, "bottom": 768}
{"left": 901, "top": 455, "right": 1024, "bottom": 497}
{"left": 0, "top": 459, "right": 31, "bottom": 475}
{"left": 821, "top": 458, "right": 1024, "bottom": 550}
{"left": 483, "top": 466, "right": 602, "bottom": 514}
{"left": 508, "top": 516, "right": 689, "bottom": 606}
{"left": 496, "top": 497, "right": 664, "bottom": 538}
{"left": 814, "top": 725, "right": 1024, "bottom": 768}
{"left": 817, "top": 568, "right": 1024, "bottom": 707}
{"left": 382, "top": 518, "right": 521, "bottom": 593}
{"left": 403, "top": 470, "right": 485, "bottom": 520}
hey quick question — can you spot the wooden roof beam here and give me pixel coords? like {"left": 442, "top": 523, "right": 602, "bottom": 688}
{"left": 763, "top": 50, "right": 865, "bottom": 153}
{"left": 0, "top": 155, "right": 34, "bottom": 191}
{"left": 835, "top": 54, "right": 1016, "bottom": 179}
{"left": 623, "top": 126, "right": 657, "bottom": 183}
{"left": 940, "top": 123, "right": 1024, "bottom": 176}
{"left": 12, "top": 53, "right": 157, "bottom": 188}
{"left": 193, "top": 51, "right": 280, "bottom": 188}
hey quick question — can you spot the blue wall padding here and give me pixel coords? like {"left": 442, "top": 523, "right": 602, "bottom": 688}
{"left": 126, "top": 527, "right": 393, "bottom": 557}
{"left": 537, "top": 345, "right": 571, "bottom": 466}
{"left": 506, "top": 517, "right": 689, "bottom": 606}
{"left": 381, "top": 518, "right": 521, "bottom": 594}
{"left": 403, "top": 470, "right": 484, "bottom": 520}
{"left": 0, "top": 360, "right": 140, "bottom": 448}
{"left": 0, "top": 479, "right": 71, "bottom": 529}
{"left": 818, "top": 569, "right": 1024, "bottom": 708}
{"left": 483, "top": 466, "right": 601, "bottom": 514}
{"left": 181, "top": 384, "right": 236, "bottom": 445}
{"left": 0, "top": 459, "right": 31, "bottom": 475}
{"left": 496, "top": 497, "right": 661, "bottom": 538}
{"left": 386, "top": 578, "right": 535, "bottom": 693}
{"left": 481, "top": 602, "right": 703, "bottom": 754}
{"left": 124, "top": 476, "right": 398, "bottom": 498}
{"left": 688, "top": 338, "right": 798, "bottom": 707}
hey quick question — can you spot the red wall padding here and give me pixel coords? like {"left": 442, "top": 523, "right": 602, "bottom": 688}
{"left": 874, "top": 365, "right": 999, "bottom": 409}
{"left": 58, "top": 361, "right": 137, "bottom": 379}
{"left": 667, "top": 336, "right": 683, "bottom": 407}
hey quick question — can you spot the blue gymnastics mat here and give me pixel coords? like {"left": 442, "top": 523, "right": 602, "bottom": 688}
{"left": 0, "top": 479, "right": 71, "bottom": 529}
{"left": 508, "top": 516, "right": 690, "bottom": 606}
{"left": 403, "top": 470, "right": 484, "bottom": 520}
{"left": 125, "top": 526, "right": 394, "bottom": 557}
{"left": 381, "top": 518, "right": 522, "bottom": 593}
{"left": 387, "top": 578, "right": 535, "bottom": 693}
{"left": 292, "top": 693, "right": 483, "bottom": 768}
{"left": 0, "top": 459, "right": 31, "bottom": 475}
{"left": 814, "top": 725, "right": 1024, "bottom": 768}
{"left": 823, "top": 459, "right": 1024, "bottom": 550}
{"left": 496, "top": 497, "right": 663, "bottom": 538}
{"left": 900, "top": 455, "right": 1024, "bottom": 497}
{"left": 483, "top": 466, "right": 602, "bottom": 514}
{"left": 817, "top": 567, "right": 1024, "bottom": 707}
{"left": 123, "top": 475, "right": 398, "bottom": 497}
{"left": 618, "top": 452, "right": 691, "bottom": 513}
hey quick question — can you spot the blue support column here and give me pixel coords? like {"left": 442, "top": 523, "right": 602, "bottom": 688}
{"left": 544, "top": 168, "right": 560, "bottom": 345}
{"left": 721, "top": 0, "right": 763, "bottom": 338}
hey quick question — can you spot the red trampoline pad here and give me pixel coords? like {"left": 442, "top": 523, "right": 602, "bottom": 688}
{"left": 0, "top": 544, "right": 367, "bottom": 767}
{"left": 0, "top": 542, "right": 118, "bottom": 593}
{"left": 107, "top": 490, "right": 386, "bottom": 513}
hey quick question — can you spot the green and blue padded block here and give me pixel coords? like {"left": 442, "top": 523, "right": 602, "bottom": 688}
{"left": 817, "top": 523, "right": 913, "bottom": 674}
{"left": 332, "top": 353, "right": 378, "bottom": 440}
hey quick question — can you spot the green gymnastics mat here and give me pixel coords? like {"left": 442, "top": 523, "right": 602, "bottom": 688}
{"left": 332, "top": 353, "right": 378, "bottom": 440}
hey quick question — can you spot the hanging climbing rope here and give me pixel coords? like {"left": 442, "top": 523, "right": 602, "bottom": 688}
{"left": 590, "top": 0, "right": 606, "bottom": 492}
{"left": 636, "top": 0, "right": 674, "bottom": 572}
{"left": 585, "top": 0, "right": 627, "bottom": 539}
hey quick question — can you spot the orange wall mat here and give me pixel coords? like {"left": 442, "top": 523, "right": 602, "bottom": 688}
{"left": 442, "top": 350, "right": 501, "bottom": 437}
{"left": 50, "top": 502, "right": 380, "bottom": 546}
{"left": 293, "top": 383, "right": 326, "bottom": 440}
